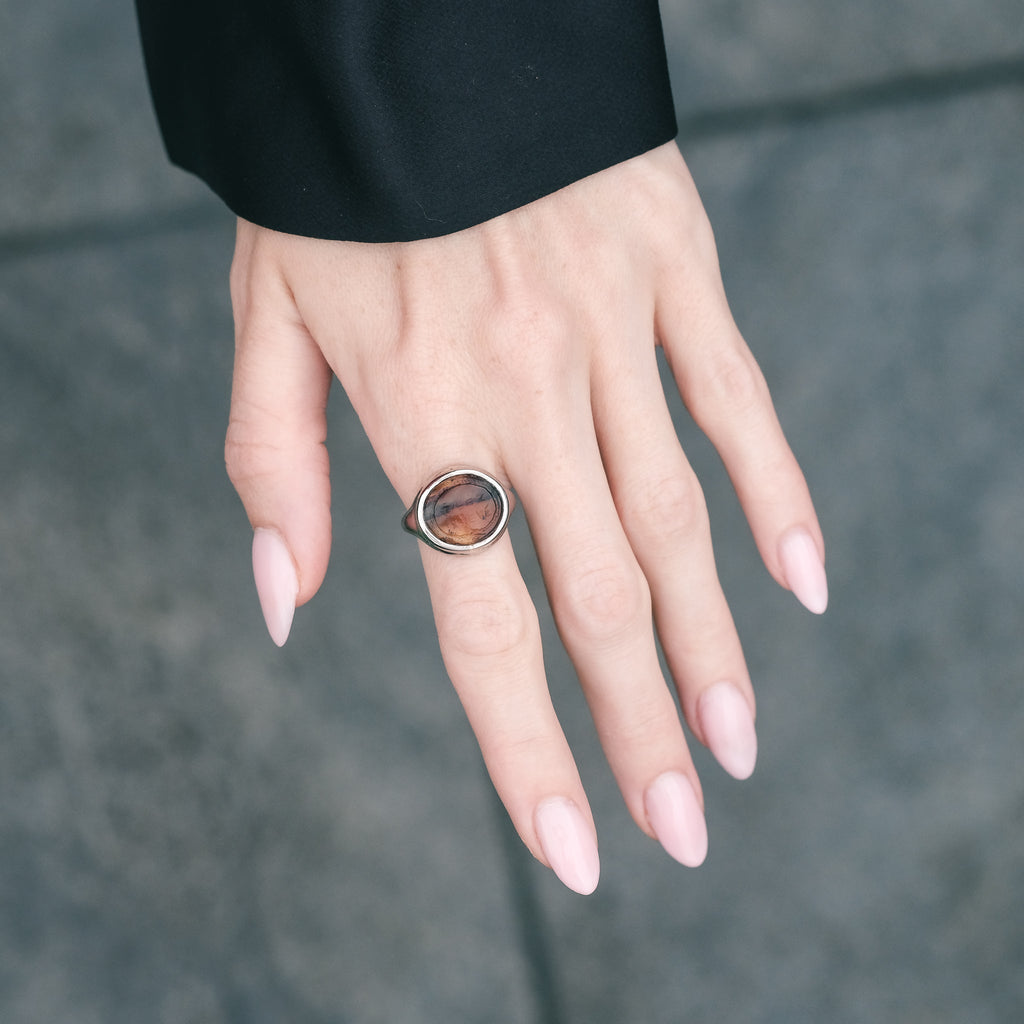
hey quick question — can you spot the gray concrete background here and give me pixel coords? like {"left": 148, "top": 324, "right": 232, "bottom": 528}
{"left": 1, "top": 2, "right": 1022, "bottom": 1022}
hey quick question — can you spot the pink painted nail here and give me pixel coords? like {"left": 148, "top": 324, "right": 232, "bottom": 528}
{"left": 779, "top": 527, "right": 829, "bottom": 615}
{"left": 698, "top": 681, "right": 758, "bottom": 781}
{"left": 644, "top": 772, "right": 708, "bottom": 868}
{"left": 534, "top": 798, "right": 600, "bottom": 895}
{"left": 252, "top": 528, "right": 298, "bottom": 647}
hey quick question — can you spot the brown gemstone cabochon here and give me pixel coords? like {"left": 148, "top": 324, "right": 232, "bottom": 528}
{"left": 423, "top": 474, "right": 503, "bottom": 546}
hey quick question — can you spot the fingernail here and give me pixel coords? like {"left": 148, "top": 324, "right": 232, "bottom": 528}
{"left": 644, "top": 772, "right": 708, "bottom": 868}
{"left": 698, "top": 681, "right": 758, "bottom": 780}
{"left": 252, "top": 528, "right": 298, "bottom": 647}
{"left": 779, "top": 527, "right": 828, "bottom": 614}
{"left": 534, "top": 798, "right": 600, "bottom": 895}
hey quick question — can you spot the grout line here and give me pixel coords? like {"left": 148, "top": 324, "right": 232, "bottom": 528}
{"left": 487, "top": 779, "right": 568, "bottom": 1024}
{"left": 0, "top": 199, "right": 227, "bottom": 265}
{"left": 678, "top": 53, "right": 1024, "bottom": 141}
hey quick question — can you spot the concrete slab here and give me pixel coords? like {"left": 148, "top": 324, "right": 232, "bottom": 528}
{"left": 662, "top": 0, "right": 1024, "bottom": 110}
{"left": 2, "top": 0, "right": 1023, "bottom": 1020}
{"left": 0, "top": 225, "right": 534, "bottom": 1024}
{"left": 533, "top": 86, "right": 1024, "bottom": 1023}
{"left": 0, "top": 0, "right": 212, "bottom": 235}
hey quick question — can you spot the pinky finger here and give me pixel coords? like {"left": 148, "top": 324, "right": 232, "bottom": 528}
{"left": 657, "top": 287, "right": 827, "bottom": 614}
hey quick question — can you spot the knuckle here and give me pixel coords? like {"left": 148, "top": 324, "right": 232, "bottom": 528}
{"left": 223, "top": 426, "right": 273, "bottom": 491}
{"left": 223, "top": 400, "right": 283, "bottom": 485}
{"left": 651, "top": 189, "right": 719, "bottom": 268}
{"left": 224, "top": 416, "right": 328, "bottom": 495}
{"left": 693, "top": 345, "right": 769, "bottom": 417}
{"left": 629, "top": 471, "right": 707, "bottom": 545}
{"left": 438, "top": 581, "right": 533, "bottom": 662}
{"left": 556, "top": 554, "right": 649, "bottom": 643}
{"left": 684, "top": 205, "right": 720, "bottom": 264}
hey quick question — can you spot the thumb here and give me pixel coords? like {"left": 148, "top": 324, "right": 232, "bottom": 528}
{"left": 225, "top": 280, "right": 333, "bottom": 647}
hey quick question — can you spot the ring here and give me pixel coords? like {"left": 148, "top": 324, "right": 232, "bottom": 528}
{"left": 402, "top": 469, "right": 513, "bottom": 553}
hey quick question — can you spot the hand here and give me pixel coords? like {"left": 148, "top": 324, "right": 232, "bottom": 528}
{"left": 225, "top": 141, "right": 827, "bottom": 894}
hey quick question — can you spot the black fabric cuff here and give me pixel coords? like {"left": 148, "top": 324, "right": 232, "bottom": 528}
{"left": 135, "top": 0, "right": 677, "bottom": 242}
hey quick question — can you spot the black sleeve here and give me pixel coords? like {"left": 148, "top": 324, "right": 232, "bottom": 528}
{"left": 134, "top": 0, "right": 677, "bottom": 242}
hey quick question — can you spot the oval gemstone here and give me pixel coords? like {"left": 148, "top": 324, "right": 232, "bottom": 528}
{"left": 423, "top": 473, "right": 503, "bottom": 547}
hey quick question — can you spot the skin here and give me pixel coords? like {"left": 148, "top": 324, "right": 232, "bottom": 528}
{"left": 226, "top": 141, "right": 825, "bottom": 888}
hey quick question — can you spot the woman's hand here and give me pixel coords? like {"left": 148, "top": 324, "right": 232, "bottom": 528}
{"left": 225, "top": 141, "right": 827, "bottom": 894}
